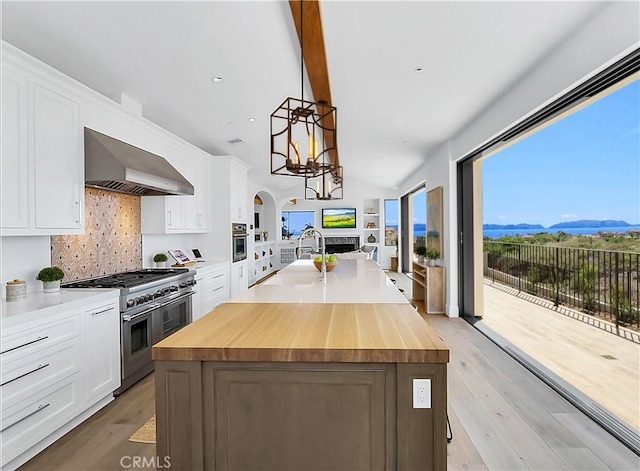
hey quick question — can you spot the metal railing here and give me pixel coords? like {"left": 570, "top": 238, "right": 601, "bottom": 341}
{"left": 484, "top": 242, "right": 640, "bottom": 328}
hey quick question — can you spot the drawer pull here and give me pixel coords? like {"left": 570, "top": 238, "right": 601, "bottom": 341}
{"left": 212, "top": 274, "right": 225, "bottom": 279}
{"left": 1, "top": 363, "right": 50, "bottom": 386}
{"left": 1, "top": 336, "right": 49, "bottom": 355}
{"left": 1, "top": 403, "right": 50, "bottom": 432}
{"left": 91, "top": 306, "right": 115, "bottom": 316}
{"left": 212, "top": 286, "right": 225, "bottom": 292}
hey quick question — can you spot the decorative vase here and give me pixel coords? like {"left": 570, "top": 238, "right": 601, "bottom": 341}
{"left": 367, "top": 234, "right": 376, "bottom": 243}
{"left": 42, "top": 280, "right": 61, "bottom": 293}
{"left": 263, "top": 231, "right": 268, "bottom": 241}
{"left": 417, "top": 255, "right": 424, "bottom": 263}
{"left": 155, "top": 261, "right": 166, "bottom": 268}
{"left": 427, "top": 259, "right": 436, "bottom": 267}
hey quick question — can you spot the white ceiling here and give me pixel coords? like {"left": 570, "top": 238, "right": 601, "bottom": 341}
{"left": 1, "top": 1, "right": 607, "bottom": 192}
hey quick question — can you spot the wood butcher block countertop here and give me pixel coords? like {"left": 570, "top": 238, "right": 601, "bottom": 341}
{"left": 153, "top": 303, "right": 449, "bottom": 363}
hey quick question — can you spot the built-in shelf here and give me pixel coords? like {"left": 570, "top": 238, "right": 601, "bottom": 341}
{"left": 412, "top": 261, "right": 445, "bottom": 314}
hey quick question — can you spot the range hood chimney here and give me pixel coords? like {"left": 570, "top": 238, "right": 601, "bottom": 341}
{"left": 84, "top": 128, "right": 194, "bottom": 196}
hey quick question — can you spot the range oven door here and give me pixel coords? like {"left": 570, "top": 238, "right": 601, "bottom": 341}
{"left": 151, "top": 291, "right": 194, "bottom": 344}
{"left": 121, "top": 306, "right": 155, "bottom": 382}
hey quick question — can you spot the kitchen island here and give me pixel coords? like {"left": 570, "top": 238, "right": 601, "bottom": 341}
{"left": 153, "top": 260, "right": 449, "bottom": 470}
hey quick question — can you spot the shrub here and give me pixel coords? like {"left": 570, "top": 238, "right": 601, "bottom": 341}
{"left": 36, "top": 266, "right": 65, "bottom": 282}
{"left": 425, "top": 248, "right": 440, "bottom": 260}
{"left": 415, "top": 245, "right": 427, "bottom": 257}
{"left": 153, "top": 253, "right": 169, "bottom": 263}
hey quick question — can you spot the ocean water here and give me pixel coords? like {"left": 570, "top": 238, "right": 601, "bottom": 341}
{"left": 388, "top": 224, "right": 640, "bottom": 239}
{"left": 381, "top": 224, "right": 639, "bottom": 239}
{"left": 482, "top": 226, "right": 640, "bottom": 238}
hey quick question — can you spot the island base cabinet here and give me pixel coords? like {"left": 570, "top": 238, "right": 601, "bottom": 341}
{"left": 156, "top": 361, "right": 447, "bottom": 471}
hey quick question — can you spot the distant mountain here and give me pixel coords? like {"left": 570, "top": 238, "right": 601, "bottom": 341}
{"left": 549, "top": 219, "right": 631, "bottom": 229}
{"left": 483, "top": 223, "right": 545, "bottom": 230}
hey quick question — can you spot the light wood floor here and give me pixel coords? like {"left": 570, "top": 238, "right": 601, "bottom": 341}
{"left": 481, "top": 281, "right": 640, "bottom": 431}
{"left": 18, "top": 273, "right": 640, "bottom": 470}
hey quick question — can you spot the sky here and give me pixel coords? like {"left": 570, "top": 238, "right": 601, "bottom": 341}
{"left": 482, "top": 79, "right": 640, "bottom": 228}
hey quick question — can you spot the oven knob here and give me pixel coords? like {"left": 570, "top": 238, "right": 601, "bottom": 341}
{"left": 135, "top": 297, "right": 142, "bottom": 305}
{"left": 188, "top": 280, "right": 196, "bottom": 286}
{"left": 126, "top": 299, "right": 135, "bottom": 308}
{"left": 155, "top": 290, "right": 163, "bottom": 298}
{"left": 170, "top": 286, "right": 178, "bottom": 292}
{"left": 179, "top": 282, "right": 187, "bottom": 288}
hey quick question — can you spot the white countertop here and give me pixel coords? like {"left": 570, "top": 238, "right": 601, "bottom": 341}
{"left": 230, "top": 259, "right": 408, "bottom": 304}
{"left": 1, "top": 288, "right": 119, "bottom": 330}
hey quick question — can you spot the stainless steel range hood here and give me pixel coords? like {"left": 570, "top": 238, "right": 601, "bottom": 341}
{"left": 84, "top": 128, "right": 194, "bottom": 196}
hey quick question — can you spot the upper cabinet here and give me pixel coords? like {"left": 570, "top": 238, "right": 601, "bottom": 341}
{"left": 229, "top": 163, "right": 248, "bottom": 223}
{"left": 1, "top": 65, "right": 83, "bottom": 235}
{"left": 141, "top": 147, "right": 211, "bottom": 234}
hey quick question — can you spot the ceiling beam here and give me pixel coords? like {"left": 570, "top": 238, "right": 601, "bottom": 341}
{"left": 288, "top": 0, "right": 339, "bottom": 169}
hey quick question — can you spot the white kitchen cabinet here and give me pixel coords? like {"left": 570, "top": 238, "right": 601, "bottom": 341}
{"left": 1, "top": 65, "right": 83, "bottom": 236}
{"left": 1, "top": 68, "right": 29, "bottom": 230}
{"left": 33, "top": 84, "right": 82, "bottom": 231}
{"left": 0, "top": 291, "right": 119, "bottom": 469}
{"left": 141, "top": 147, "right": 210, "bottom": 233}
{"left": 194, "top": 263, "right": 230, "bottom": 321}
{"left": 230, "top": 162, "right": 248, "bottom": 223}
{"left": 83, "top": 301, "right": 120, "bottom": 406}
{"left": 230, "top": 261, "right": 249, "bottom": 299}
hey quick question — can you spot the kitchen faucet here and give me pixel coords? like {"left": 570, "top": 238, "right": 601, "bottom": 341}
{"left": 298, "top": 228, "right": 327, "bottom": 281}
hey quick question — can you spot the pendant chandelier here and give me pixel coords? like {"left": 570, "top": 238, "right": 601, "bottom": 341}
{"left": 270, "top": 0, "right": 342, "bottom": 200}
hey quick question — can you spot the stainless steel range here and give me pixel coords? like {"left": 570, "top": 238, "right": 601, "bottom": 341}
{"left": 64, "top": 268, "right": 195, "bottom": 395}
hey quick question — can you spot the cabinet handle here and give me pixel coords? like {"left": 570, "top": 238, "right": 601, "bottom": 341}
{"left": 75, "top": 200, "right": 80, "bottom": 224}
{"left": 1, "top": 403, "right": 50, "bottom": 432}
{"left": 91, "top": 306, "right": 115, "bottom": 316}
{"left": 168, "top": 210, "right": 173, "bottom": 227}
{"left": 1, "top": 336, "right": 49, "bottom": 355}
{"left": 212, "top": 274, "right": 225, "bottom": 279}
{"left": 212, "top": 286, "right": 225, "bottom": 293}
{"left": 1, "top": 363, "right": 50, "bottom": 387}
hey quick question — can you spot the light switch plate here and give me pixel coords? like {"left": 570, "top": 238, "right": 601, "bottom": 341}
{"left": 413, "top": 379, "right": 431, "bottom": 408}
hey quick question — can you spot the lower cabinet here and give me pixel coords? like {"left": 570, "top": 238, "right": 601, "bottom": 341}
{"left": 83, "top": 302, "right": 120, "bottom": 405}
{"left": 230, "top": 261, "right": 248, "bottom": 300}
{"left": 194, "top": 264, "right": 230, "bottom": 322}
{"left": 156, "top": 361, "right": 448, "bottom": 471}
{"left": 0, "top": 294, "right": 120, "bottom": 469}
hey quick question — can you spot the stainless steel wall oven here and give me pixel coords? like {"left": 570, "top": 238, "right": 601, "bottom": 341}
{"left": 232, "top": 223, "right": 248, "bottom": 262}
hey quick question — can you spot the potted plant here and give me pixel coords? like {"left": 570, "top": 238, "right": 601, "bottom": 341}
{"left": 415, "top": 245, "right": 427, "bottom": 263}
{"left": 36, "top": 266, "right": 65, "bottom": 293}
{"left": 153, "top": 253, "right": 169, "bottom": 268}
{"left": 425, "top": 248, "right": 440, "bottom": 266}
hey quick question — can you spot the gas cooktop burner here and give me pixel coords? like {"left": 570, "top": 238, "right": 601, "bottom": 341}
{"left": 63, "top": 268, "right": 190, "bottom": 289}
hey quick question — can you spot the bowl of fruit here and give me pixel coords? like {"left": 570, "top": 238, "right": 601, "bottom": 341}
{"left": 313, "top": 254, "right": 338, "bottom": 272}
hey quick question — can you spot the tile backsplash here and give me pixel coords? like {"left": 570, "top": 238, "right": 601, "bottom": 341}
{"left": 51, "top": 188, "right": 142, "bottom": 281}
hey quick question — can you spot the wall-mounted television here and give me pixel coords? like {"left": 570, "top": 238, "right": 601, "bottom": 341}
{"left": 322, "top": 208, "right": 356, "bottom": 229}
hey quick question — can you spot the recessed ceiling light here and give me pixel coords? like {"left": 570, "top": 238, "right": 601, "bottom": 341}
{"left": 227, "top": 121, "right": 234, "bottom": 126}
{"left": 211, "top": 76, "right": 223, "bottom": 83}
{"left": 414, "top": 67, "right": 424, "bottom": 74}
{"left": 403, "top": 141, "right": 409, "bottom": 145}
{"left": 248, "top": 117, "right": 256, "bottom": 122}
{"left": 385, "top": 138, "right": 391, "bottom": 142}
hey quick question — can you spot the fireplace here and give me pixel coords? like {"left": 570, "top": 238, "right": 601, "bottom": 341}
{"left": 325, "top": 236, "right": 359, "bottom": 254}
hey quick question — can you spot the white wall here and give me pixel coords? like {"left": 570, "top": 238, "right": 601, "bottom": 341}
{"left": 398, "top": 1, "right": 640, "bottom": 317}
{"left": 1, "top": 236, "right": 52, "bottom": 293}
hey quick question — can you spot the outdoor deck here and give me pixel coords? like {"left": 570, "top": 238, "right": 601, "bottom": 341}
{"left": 482, "top": 281, "right": 640, "bottom": 431}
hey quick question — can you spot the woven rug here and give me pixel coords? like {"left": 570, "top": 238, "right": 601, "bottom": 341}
{"left": 129, "top": 415, "right": 156, "bottom": 444}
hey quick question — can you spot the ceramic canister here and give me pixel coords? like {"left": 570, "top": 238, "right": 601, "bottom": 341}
{"left": 6, "top": 279, "right": 27, "bottom": 302}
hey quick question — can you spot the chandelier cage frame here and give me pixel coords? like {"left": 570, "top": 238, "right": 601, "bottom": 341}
{"left": 270, "top": 97, "right": 338, "bottom": 178}
{"left": 305, "top": 165, "right": 343, "bottom": 201}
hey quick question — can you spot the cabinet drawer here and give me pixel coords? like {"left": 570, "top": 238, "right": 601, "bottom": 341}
{"left": 1, "top": 314, "right": 81, "bottom": 361}
{"left": 1, "top": 338, "right": 81, "bottom": 410}
{"left": 1, "top": 374, "right": 82, "bottom": 466}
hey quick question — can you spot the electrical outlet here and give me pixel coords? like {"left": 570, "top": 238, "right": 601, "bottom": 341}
{"left": 413, "top": 379, "right": 431, "bottom": 408}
